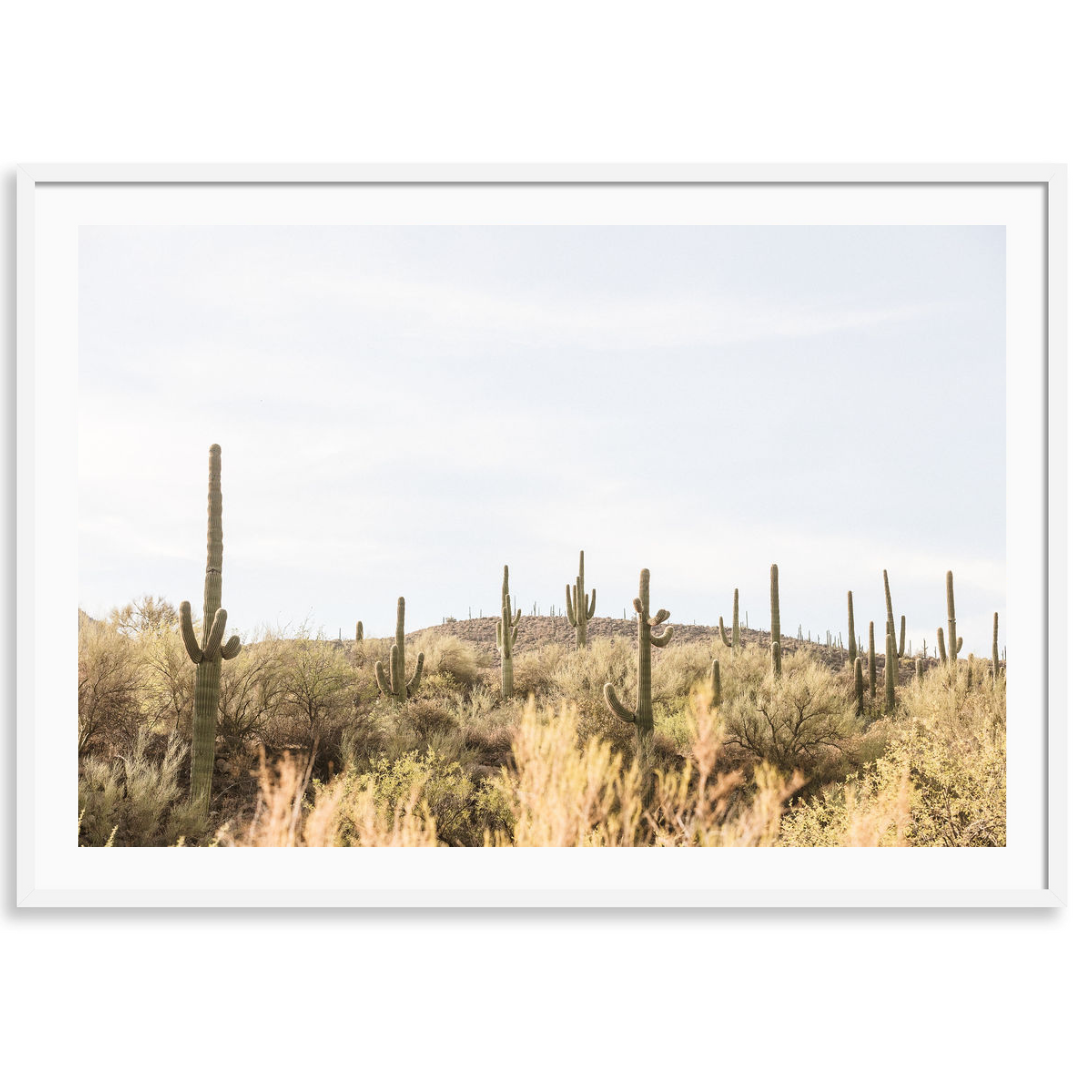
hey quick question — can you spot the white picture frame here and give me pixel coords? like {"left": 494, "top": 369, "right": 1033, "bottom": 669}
{"left": 18, "top": 164, "right": 1067, "bottom": 907}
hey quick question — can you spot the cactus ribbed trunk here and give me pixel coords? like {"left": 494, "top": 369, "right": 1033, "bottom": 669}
{"left": 375, "top": 598, "right": 424, "bottom": 704}
{"left": 868, "top": 621, "right": 876, "bottom": 700}
{"left": 709, "top": 659, "right": 721, "bottom": 708}
{"left": 720, "top": 588, "right": 740, "bottom": 651}
{"left": 992, "top": 612, "right": 1000, "bottom": 682}
{"left": 497, "top": 565, "right": 521, "bottom": 699}
{"left": 603, "top": 569, "right": 673, "bottom": 745}
{"left": 181, "top": 445, "right": 243, "bottom": 817}
{"left": 853, "top": 658, "right": 864, "bottom": 717}
{"left": 884, "top": 632, "right": 896, "bottom": 713}
{"left": 565, "top": 550, "right": 596, "bottom": 650}
{"left": 847, "top": 591, "right": 857, "bottom": 664}
{"left": 946, "top": 570, "right": 958, "bottom": 664}
{"left": 770, "top": 564, "right": 781, "bottom": 675}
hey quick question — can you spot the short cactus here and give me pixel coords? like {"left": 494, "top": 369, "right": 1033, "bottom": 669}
{"left": 709, "top": 659, "right": 721, "bottom": 708}
{"left": 496, "top": 565, "right": 521, "bottom": 698}
{"left": 719, "top": 588, "right": 741, "bottom": 652}
{"left": 603, "top": 568, "right": 673, "bottom": 745}
{"left": 853, "top": 658, "right": 864, "bottom": 717}
{"left": 916, "top": 657, "right": 924, "bottom": 682}
{"left": 375, "top": 597, "right": 424, "bottom": 703}
{"left": 565, "top": 550, "right": 596, "bottom": 649}
{"left": 770, "top": 564, "right": 781, "bottom": 676}
{"left": 355, "top": 620, "right": 364, "bottom": 643}
{"left": 179, "top": 444, "right": 243, "bottom": 816}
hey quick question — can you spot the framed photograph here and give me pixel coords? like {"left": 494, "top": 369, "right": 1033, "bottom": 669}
{"left": 18, "top": 165, "right": 1066, "bottom": 906}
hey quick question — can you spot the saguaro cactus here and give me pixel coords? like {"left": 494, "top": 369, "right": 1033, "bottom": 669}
{"left": 946, "top": 570, "right": 963, "bottom": 663}
{"left": 992, "top": 612, "right": 1000, "bottom": 682}
{"left": 884, "top": 632, "right": 897, "bottom": 713}
{"left": 496, "top": 565, "right": 521, "bottom": 698}
{"left": 719, "top": 588, "right": 740, "bottom": 652}
{"left": 565, "top": 550, "right": 596, "bottom": 649}
{"left": 709, "top": 659, "right": 721, "bottom": 708}
{"left": 375, "top": 597, "right": 424, "bottom": 703}
{"left": 853, "top": 658, "right": 864, "bottom": 717}
{"left": 603, "top": 568, "right": 674, "bottom": 745}
{"left": 770, "top": 564, "right": 781, "bottom": 676}
{"left": 868, "top": 621, "right": 877, "bottom": 700}
{"left": 847, "top": 591, "right": 857, "bottom": 664}
{"left": 179, "top": 444, "right": 243, "bottom": 816}
{"left": 355, "top": 621, "right": 364, "bottom": 643}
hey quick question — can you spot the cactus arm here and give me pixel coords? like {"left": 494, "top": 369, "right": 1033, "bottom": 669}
{"left": 936, "top": 627, "right": 946, "bottom": 663}
{"left": 649, "top": 609, "right": 670, "bottom": 626}
{"left": 719, "top": 616, "right": 732, "bottom": 648}
{"left": 603, "top": 683, "right": 635, "bottom": 725}
{"left": 179, "top": 601, "right": 203, "bottom": 663}
{"left": 496, "top": 621, "right": 503, "bottom": 648}
{"left": 566, "top": 584, "right": 577, "bottom": 626}
{"left": 407, "top": 653, "right": 425, "bottom": 695}
{"left": 650, "top": 627, "right": 674, "bottom": 647}
{"left": 633, "top": 597, "right": 643, "bottom": 614}
{"left": 586, "top": 589, "right": 596, "bottom": 619}
{"left": 375, "top": 659, "right": 392, "bottom": 696}
{"left": 898, "top": 614, "right": 906, "bottom": 658}
{"left": 220, "top": 635, "right": 242, "bottom": 661}
{"left": 204, "top": 608, "right": 228, "bottom": 661}
{"left": 956, "top": 636, "right": 963, "bottom": 653}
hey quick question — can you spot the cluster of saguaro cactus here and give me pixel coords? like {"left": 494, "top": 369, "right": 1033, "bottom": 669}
{"left": 770, "top": 564, "right": 781, "bottom": 676}
{"left": 603, "top": 569, "right": 674, "bottom": 745}
{"left": 719, "top": 588, "right": 740, "bottom": 652}
{"left": 375, "top": 597, "right": 425, "bottom": 703}
{"left": 496, "top": 565, "right": 521, "bottom": 698}
{"left": 565, "top": 550, "right": 596, "bottom": 649}
{"left": 179, "top": 445, "right": 244, "bottom": 816}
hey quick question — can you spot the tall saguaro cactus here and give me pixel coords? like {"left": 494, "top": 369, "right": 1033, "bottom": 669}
{"left": 565, "top": 550, "right": 596, "bottom": 649}
{"left": 180, "top": 444, "right": 243, "bottom": 816}
{"left": 719, "top": 588, "right": 740, "bottom": 652}
{"left": 496, "top": 565, "right": 521, "bottom": 698}
{"left": 992, "top": 612, "right": 1000, "bottom": 682}
{"left": 868, "top": 621, "right": 877, "bottom": 700}
{"left": 603, "top": 568, "right": 674, "bottom": 745}
{"left": 770, "top": 564, "right": 781, "bottom": 676}
{"left": 884, "top": 632, "right": 897, "bottom": 713}
{"left": 847, "top": 591, "right": 857, "bottom": 664}
{"left": 376, "top": 597, "right": 425, "bottom": 703}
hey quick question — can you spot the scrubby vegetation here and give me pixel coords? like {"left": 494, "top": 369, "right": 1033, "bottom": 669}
{"left": 78, "top": 595, "right": 1006, "bottom": 848}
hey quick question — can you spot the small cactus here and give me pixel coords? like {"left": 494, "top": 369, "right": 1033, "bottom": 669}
{"left": 719, "top": 588, "right": 741, "bottom": 652}
{"left": 565, "top": 550, "right": 596, "bottom": 649}
{"left": 709, "top": 659, "right": 721, "bottom": 708}
{"left": 770, "top": 564, "right": 781, "bottom": 676}
{"left": 916, "top": 657, "right": 924, "bottom": 682}
{"left": 936, "top": 627, "right": 947, "bottom": 665}
{"left": 603, "top": 569, "right": 673, "bottom": 745}
{"left": 375, "top": 597, "right": 424, "bottom": 703}
{"left": 179, "top": 444, "right": 243, "bottom": 816}
{"left": 853, "top": 658, "right": 864, "bottom": 717}
{"left": 355, "top": 620, "right": 364, "bottom": 643}
{"left": 496, "top": 565, "right": 521, "bottom": 698}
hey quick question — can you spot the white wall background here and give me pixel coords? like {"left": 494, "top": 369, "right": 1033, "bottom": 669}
{"left": 2, "top": 3, "right": 1074, "bottom": 1077}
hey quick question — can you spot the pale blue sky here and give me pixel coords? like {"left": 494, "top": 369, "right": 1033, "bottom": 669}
{"left": 79, "top": 222, "right": 1005, "bottom": 655}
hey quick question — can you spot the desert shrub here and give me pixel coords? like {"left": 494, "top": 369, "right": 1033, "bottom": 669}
{"left": 781, "top": 666, "right": 1005, "bottom": 847}
{"left": 266, "top": 634, "right": 359, "bottom": 753}
{"left": 78, "top": 730, "right": 207, "bottom": 846}
{"left": 412, "top": 631, "right": 483, "bottom": 688}
{"left": 651, "top": 639, "right": 719, "bottom": 703}
{"left": 78, "top": 618, "right": 144, "bottom": 754}
{"left": 721, "top": 647, "right": 858, "bottom": 777}
{"left": 217, "top": 639, "right": 286, "bottom": 753}
{"left": 513, "top": 643, "right": 568, "bottom": 699}
{"left": 551, "top": 636, "right": 634, "bottom": 701}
